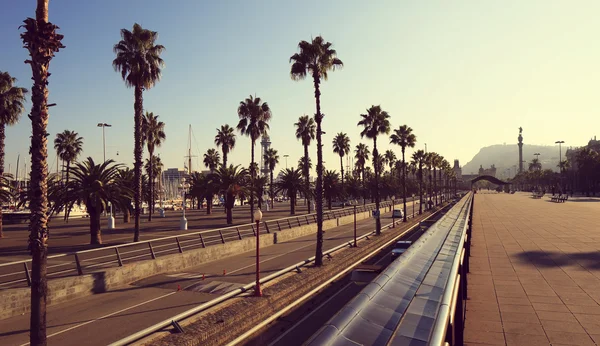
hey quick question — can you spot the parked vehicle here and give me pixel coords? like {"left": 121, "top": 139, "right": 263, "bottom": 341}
{"left": 392, "top": 209, "right": 404, "bottom": 219}
{"left": 391, "top": 240, "right": 412, "bottom": 261}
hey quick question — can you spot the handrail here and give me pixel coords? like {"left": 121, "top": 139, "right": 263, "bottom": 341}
{"left": 109, "top": 201, "right": 439, "bottom": 346}
{"left": 0, "top": 199, "right": 396, "bottom": 288}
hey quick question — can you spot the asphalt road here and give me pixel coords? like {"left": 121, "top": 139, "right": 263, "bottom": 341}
{"left": 0, "top": 201, "right": 419, "bottom": 346}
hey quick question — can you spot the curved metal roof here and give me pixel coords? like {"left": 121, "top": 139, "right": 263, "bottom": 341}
{"left": 469, "top": 174, "right": 510, "bottom": 185}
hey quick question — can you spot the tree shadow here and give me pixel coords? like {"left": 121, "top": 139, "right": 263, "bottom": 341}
{"left": 515, "top": 250, "right": 600, "bottom": 270}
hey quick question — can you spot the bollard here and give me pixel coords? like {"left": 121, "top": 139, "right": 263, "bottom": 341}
{"left": 223, "top": 269, "right": 226, "bottom": 275}
{"left": 177, "top": 284, "right": 181, "bottom": 291}
{"left": 107, "top": 215, "right": 115, "bottom": 230}
{"left": 202, "top": 274, "right": 205, "bottom": 280}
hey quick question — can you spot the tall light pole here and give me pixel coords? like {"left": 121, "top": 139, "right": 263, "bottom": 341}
{"left": 555, "top": 141, "right": 565, "bottom": 171}
{"left": 425, "top": 143, "right": 427, "bottom": 153}
{"left": 534, "top": 152, "right": 540, "bottom": 161}
{"left": 97, "top": 123, "right": 112, "bottom": 162}
{"left": 283, "top": 155, "right": 289, "bottom": 169}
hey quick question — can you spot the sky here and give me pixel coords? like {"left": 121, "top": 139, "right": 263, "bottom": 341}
{"left": 1, "top": 0, "right": 599, "bottom": 178}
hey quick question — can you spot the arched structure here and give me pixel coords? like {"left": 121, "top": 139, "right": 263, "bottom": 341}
{"left": 470, "top": 175, "right": 510, "bottom": 186}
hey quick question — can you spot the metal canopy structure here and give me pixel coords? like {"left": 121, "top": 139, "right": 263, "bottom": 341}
{"left": 469, "top": 175, "right": 510, "bottom": 186}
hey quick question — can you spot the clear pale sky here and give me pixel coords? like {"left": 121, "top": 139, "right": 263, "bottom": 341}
{"left": 1, "top": 0, "right": 598, "bottom": 177}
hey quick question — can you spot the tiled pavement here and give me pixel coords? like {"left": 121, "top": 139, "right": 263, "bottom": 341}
{"left": 464, "top": 192, "right": 600, "bottom": 346}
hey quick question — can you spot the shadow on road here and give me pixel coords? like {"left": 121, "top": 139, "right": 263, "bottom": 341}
{"left": 515, "top": 250, "right": 600, "bottom": 270}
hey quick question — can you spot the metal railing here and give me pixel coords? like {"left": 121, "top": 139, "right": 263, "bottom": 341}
{"left": 109, "top": 200, "right": 441, "bottom": 346}
{"left": 0, "top": 200, "right": 393, "bottom": 289}
{"left": 430, "top": 192, "right": 474, "bottom": 346}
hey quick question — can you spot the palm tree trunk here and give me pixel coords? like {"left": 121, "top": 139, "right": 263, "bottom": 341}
{"left": 123, "top": 208, "right": 130, "bottom": 223}
{"left": 250, "top": 140, "right": 255, "bottom": 222}
{"left": 206, "top": 194, "right": 212, "bottom": 214}
{"left": 339, "top": 155, "right": 344, "bottom": 193}
{"left": 89, "top": 205, "right": 102, "bottom": 245}
{"left": 0, "top": 124, "right": 5, "bottom": 238}
{"left": 222, "top": 148, "right": 227, "bottom": 168}
{"left": 313, "top": 75, "right": 324, "bottom": 267}
{"left": 27, "top": 1, "right": 54, "bottom": 343}
{"left": 148, "top": 152, "right": 153, "bottom": 222}
{"left": 362, "top": 167, "right": 366, "bottom": 205}
{"left": 64, "top": 161, "right": 70, "bottom": 222}
{"left": 303, "top": 144, "right": 311, "bottom": 213}
{"left": 402, "top": 149, "right": 407, "bottom": 222}
{"left": 133, "top": 85, "right": 143, "bottom": 242}
{"left": 373, "top": 138, "right": 381, "bottom": 235}
{"left": 290, "top": 194, "right": 295, "bottom": 215}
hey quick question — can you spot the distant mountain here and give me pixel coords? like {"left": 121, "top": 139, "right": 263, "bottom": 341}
{"left": 462, "top": 144, "right": 561, "bottom": 177}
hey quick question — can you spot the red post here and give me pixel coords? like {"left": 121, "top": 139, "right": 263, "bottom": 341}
{"left": 353, "top": 205, "right": 357, "bottom": 247}
{"left": 255, "top": 219, "right": 262, "bottom": 297}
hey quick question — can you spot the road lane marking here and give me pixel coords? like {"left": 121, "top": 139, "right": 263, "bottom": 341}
{"left": 267, "top": 281, "right": 353, "bottom": 346}
{"left": 18, "top": 291, "right": 178, "bottom": 346}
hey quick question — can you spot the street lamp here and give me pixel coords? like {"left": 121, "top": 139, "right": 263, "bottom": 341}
{"left": 555, "top": 141, "right": 565, "bottom": 171}
{"left": 97, "top": 123, "right": 112, "bottom": 162}
{"left": 283, "top": 155, "right": 289, "bottom": 169}
{"left": 179, "top": 177, "right": 190, "bottom": 230}
{"left": 254, "top": 209, "right": 263, "bottom": 297}
{"left": 534, "top": 152, "right": 541, "bottom": 160}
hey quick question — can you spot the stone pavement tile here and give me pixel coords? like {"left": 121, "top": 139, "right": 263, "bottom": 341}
{"left": 467, "top": 302, "right": 500, "bottom": 312}
{"left": 589, "top": 334, "right": 600, "bottom": 345}
{"left": 468, "top": 294, "right": 498, "bottom": 303}
{"left": 501, "top": 322, "right": 545, "bottom": 335}
{"left": 496, "top": 296, "right": 531, "bottom": 306}
{"left": 536, "top": 311, "right": 578, "bottom": 322}
{"left": 496, "top": 289, "right": 527, "bottom": 298}
{"left": 568, "top": 304, "right": 600, "bottom": 315}
{"left": 527, "top": 295, "right": 564, "bottom": 304}
{"left": 531, "top": 302, "right": 569, "bottom": 312}
{"left": 525, "top": 290, "right": 558, "bottom": 297}
{"left": 464, "top": 329, "right": 505, "bottom": 345}
{"left": 464, "top": 319, "right": 503, "bottom": 333}
{"left": 544, "top": 331, "right": 595, "bottom": 346}
{"left": 539, "top": 319, "right": 587, "bottom": 334}
{"left": 499, "top": 303, "right": 535, "bottom": 313}
{"left": 500, "top": 311, "right": 540, "bottom": 324}
{"left": 504, "top": 333, "right": 550, "bottom": 346}
{"left": 467, "top": 309, "right": 502, "bottom": 322}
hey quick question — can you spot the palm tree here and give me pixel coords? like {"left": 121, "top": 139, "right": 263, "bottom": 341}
{"left": 264, "top": 148, "right": 279, "bottom": 208}
{"left": 141, "top": 111, "right": 166, "bottom": 221}
{"left": 390, "top": 125, "right": 416, "bottom": 222}
{"left": 203, "top": 148, "right": 221, "bottom": 173}
{"left": 113, "top": 23, "right": 165, "bottom": 242}
{"left": 214, "top": 124, "right": 236, "bottom": 167}
{"left": 0, "top": 71, "right": 28, "bottom": 238}
{"left": 290, "top": 36, "right": 343, "bottom": 266}
{"left": 144, "top": 154, "right": 163, "bottom": 214}
{"left": 54, "top": 130, "right": 83, "bottom": 221}
{"left": 323, "top": 170, "right": 340, "bottom": 210}
{"left": 384, "top": 150, "right": 396, "bottom": 175}
{"left": 294, "top": 115, "right": 316, "bottom": 213}
{"left": 114, "top": 168, "right": 134, "bottom": 223}
{"left": 528, "top": 158, "right": 542, "bottom": 171}
{"left": 20, "top": 4, "right": 65, "bottom": 342}
{"left": 275, "top": 168, "right": 304, "bottom": 215}
{"left": 354, "top": 143, "right": 370, "bottom": 205}
{"left": 237, "top": 95, "right": 271, "bottom": 222}
{"left": 411, "top": 150, "right": 427, "bottom": 214}
{"left": 63, "top": 158, "right": 127, "bottom": 244}
{"left": 215, "top": 165, "right": 249, "bottom": 224}
{"left": 432, "top": 153, "right": 443, "bottom": 205}
{"left": 424, "top": 152, "right": 435, "bottom": 207}
{"left": 357, "top": 105, "right": 391, "bottom": 235}
{"left": 332, "top": 132, "right": 350, "bottom": 191}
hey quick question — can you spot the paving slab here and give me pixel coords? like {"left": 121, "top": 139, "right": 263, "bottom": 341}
{"left": 464, "top": 192, "right": 600, "bottom": 345}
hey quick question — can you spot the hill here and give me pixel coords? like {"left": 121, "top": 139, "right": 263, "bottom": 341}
{"left": 461, "top": 144, "right": 560, "bottom": 177}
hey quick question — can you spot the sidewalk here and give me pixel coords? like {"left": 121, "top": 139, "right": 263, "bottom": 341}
{"left": 464, "top": 193, "right": 600, "bottom": 346}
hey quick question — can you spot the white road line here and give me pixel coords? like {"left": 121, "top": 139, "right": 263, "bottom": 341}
{"left": 18, "top": 291, "right": 178, "bottom": 346}
{"left": 267, "top": 281, "right": 353, "bottom": 346}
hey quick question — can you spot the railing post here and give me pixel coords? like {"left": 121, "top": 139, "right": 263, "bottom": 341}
{"left": 287, "top": 219, "right": 292, "bottom": 229}
{"left": 264, "top": 222, "right": 270, "bottom": 234}
{"left": 148, "top": 243, "right": 156, "bottom": 259}
{"left": 219, "top": 230, "right": 225, "bottom": 243}
{"left": 115, "top": 248, "right": 123, "bottom": 266}
{"left": 305, "top": 216, "right": 309, "bottom": 225}
{"left": 276, "top": 220, "right": 281, "bottom": 231}
{"left": 176, "top": 237, "right": 183, "bottom": 253}
{"left": 23, "top": 263, "right": 32, "bottom": 287}
{"left": 237, "top": 227, "right": 242, "bottom": 240}
{"left": 455, "top": 274, "right": 465, "bottom": 346}
{"left": 297, "top": 217, "right": 302, "bottom": 227}
{"left": 199, "top": 234, "right": 206, "bottom": 248}
{"left": 74, "top": 254, "right": 83, "bottom": 275}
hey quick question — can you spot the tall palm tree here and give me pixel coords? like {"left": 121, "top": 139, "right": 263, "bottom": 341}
{"left": 332, "top": 132, "right": 350, "bottom": 191}
{"left": 215, "top": 165, "right": 249, "bottom": 224}
{"left": 290, "top": 36, "right": 343, "bottom": 266}
{"left": 294, "top": 115, "right": 316, "bottom": 213}
{"left": 20, "top": 3, "right": 65, "bottom": 342}
{"left": 237, "top": 95, "right": 271, "bottom": 222}
{"left": 354, "top": 143, "right": 370, "bottom": 205}
{"left": 53, "top": 130, "right": 83, "bottom": 220}
{"left": 214, "top": 124, "right": 236, "bottom": 167}
{"left": 390, "top": 125, "right": 416, "bottom": 222}
{"left": 528, "top": 158, "right": 542, "bottom": 171}
{"left": 0, "top": 71, "right": 28, "bottom": 238}
{"left": 411, "top": 150, "right": 427, "bottom": 214}
{"left": 203, "top": 148, "right": 221, "bottom": 173}
{"left": 264, "top": 148, "right": 279, "bottom": 208}
{"left": 275, "top": 168, "right": 304, "bottom": 215}
{"left": 113, "top": 23, "right": 165, "bottom": 242}
{"left": 357, "top": 105, "right": 391, "bottom": 235}
{"left": 323, "top": 170, "right": 340, "bottom": 210}
{"left": 144, "top": 154, "right": 163, "bottom": 214}
{"left": 384, "top": 150, "right": 396, "bottom": 175}
{"left": 432, "top": 153, "right": 443, "bottom": 206}
{"left": 141, "top": 111, "right": 165, "bottom": 221}
{"left": 62, "top": 158, "right": 127, "bottom": 245}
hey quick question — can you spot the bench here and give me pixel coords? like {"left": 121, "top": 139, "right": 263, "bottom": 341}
{"left": 550, "top": 195, "right": 569, "bottom": 203}
{"left": 532, "top": 193, "right": 544, "bottom": 199}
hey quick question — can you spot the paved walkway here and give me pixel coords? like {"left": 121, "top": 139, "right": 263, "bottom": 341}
{"left": 465, "top": 192, "right": 600, "bottom": 346}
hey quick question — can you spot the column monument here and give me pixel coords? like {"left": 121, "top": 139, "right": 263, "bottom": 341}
{"left": 518, "top": 127, "right": 523, "bottom": 173}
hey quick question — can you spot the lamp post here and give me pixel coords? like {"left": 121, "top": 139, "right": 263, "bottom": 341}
{"left": 353, "top": 205, "right": 357, "bottom": 247}
{"left": 97, "top": 123, "right": 112, "bottom": 162}
{"left": 179, "top": 177, "right": 189, "bottom": 230}
{"left": 555, "top": 141, "right": 565, "bottom": 171}
{"left": 534, "top": 152, "right": 541, "bottom": 162}
{"left": 412, "top": 193, "right": 415, "bottom": 218}
{"left": 254, "top": 209, "right": 263, "bottom": 297}
{"left": 283, "top": 155, "right": 289, "bottom": 169}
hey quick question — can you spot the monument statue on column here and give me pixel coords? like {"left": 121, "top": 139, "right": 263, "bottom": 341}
{"left": 518, "top": 127, "right": 523, "bottom": 173}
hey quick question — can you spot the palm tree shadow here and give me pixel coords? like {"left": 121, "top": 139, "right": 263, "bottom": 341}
{"left": 515, "top": 250, "right": 600, "bottom": 270}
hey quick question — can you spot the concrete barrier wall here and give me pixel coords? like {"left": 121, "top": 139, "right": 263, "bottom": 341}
{"left": 0, "top": 208, "right": 379, "bottom": 321}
